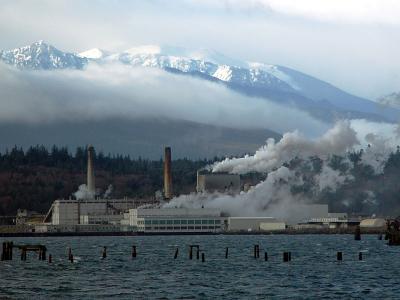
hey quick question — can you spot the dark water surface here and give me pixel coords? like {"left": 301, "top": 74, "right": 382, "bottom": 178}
{"left": 0, "top": 235, "right": 399, "bottom": 299}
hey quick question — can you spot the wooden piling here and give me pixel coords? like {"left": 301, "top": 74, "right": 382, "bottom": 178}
{"left": 196, "top": 247, "right": 200, "bottom": 260}
{"left": 68, "top": 247, "right": 73, "bottom": 263}
{"left": 48, "top": 254, "right": 52, "bottom": 264}
{"left": 1, "top": 242, "right": 5, "bottom": 261}
{"left": 254, "top": 245, "right": 260, "bottom": 258}
{"left": 21, "top": 248, "right": 27, "bottom": 261}
{"left": 4, "top": 242, "right": 8, "bottom": 260}
{"left": 359, "top": 252, "right": 363, "bottom": 260}
{"left": 189, "top": 246, "right": 193, "bottom": 260}
{"left": 9, "top": 242, "right": 13, "bottom": 260}
{"left": 225, "top": 247, "right": 228, "bottom": 259}
{"left": 283, "top": 252, "right": 289, "bottom": 262}
{"left": 354, "top": 225, "right": 361, "bottom": 240}
{"left": 102, "top": 246, "right": 107, "bottom": 259}
{"left": 39, "top": 246, "right": 46, "bottom": 261}
{"left": 3, "top": 242, "right": 7, "bottom": 260}
{"left": 174, "top": 248, "right": 179, "bottom": 259}
{"left": 201, "top": 253, "right": 205, "bottom": 262}
{"left": 264, "top": 252, "right": 268, "bottom": 261}
{"left": 2, "top": 241, "right": 12, "bottom": 261}
{"left": 337, "top": 251, "right": 343, "bottom": 261}
{"left": 132, "top": 245, "right": 137, "bottom": 258}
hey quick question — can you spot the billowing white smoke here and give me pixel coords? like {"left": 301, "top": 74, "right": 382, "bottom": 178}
{"left": 165, "top": 166, "right": 305, "bottom": 218}
{"left": 74, "top": 184, "right": 95, "bottom": 200}
{"left": 350, "top": 119, "right": 400, "bottom": 174}
{"left": 314, "top": 164, "right": 353, "bottom": 192}
{"left": 103, "top": 184, "right": 113, "bottom": 198}
{"left": 74, "top": 184, "right": 113, "bottom": 200}
{"left": 361, "top": 133, "right": 392, "bottom": 174}
{"left": 166, "top": 120, "right": 396, "bottom": 219}
{"left": 212, "top": 120, "right": 359, "bottom": 174}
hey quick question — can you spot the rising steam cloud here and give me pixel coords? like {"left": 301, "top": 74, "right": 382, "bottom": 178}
{"left": 212, "top": 120, "right": 359, "bottom": 174}
{"left": 166, "top": 120, "right": 400, "bottom": 219}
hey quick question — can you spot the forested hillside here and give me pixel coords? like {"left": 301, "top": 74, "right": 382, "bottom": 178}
{"left": 1, "top": 145, "right": 400, "bottom": 217}
{"left": 0, "top": 145, "right": 214, "bottom": 215}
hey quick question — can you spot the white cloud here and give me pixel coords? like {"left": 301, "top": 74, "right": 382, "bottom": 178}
{"left": 0, "top": 0, "right": 399, "bottom": 98}
{"left": 198, "top": 0, "right": 400, "bottom": 25}
{"left": 0, "top": 62, "right": 328, "bottom": 136}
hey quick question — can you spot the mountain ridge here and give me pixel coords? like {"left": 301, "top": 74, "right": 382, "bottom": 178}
{"left": 1, "top": 41, "right": 398, "bottom": 123}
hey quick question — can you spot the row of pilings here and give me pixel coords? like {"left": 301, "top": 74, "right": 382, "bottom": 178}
{"left": 1, "top": 242, "right": 367, "bottom": 264}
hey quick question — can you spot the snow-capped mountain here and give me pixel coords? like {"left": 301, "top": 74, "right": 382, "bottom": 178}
{"left": 1, "top": 41, "right": 398, "bottom": 123}
{"left": 78, "top": 48, "right": 110, "bottom": 59}
{"left": 79, "top": 45, "right": 293, "bottom": 92}
{"left": 0, "top": 40, "right": 87, "bottom": 70}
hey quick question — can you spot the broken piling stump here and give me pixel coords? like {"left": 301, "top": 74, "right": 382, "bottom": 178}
{"left": 132, "top": 246, "right": 137, "bottom": 258}
{"left": 337, "top": 251, "right": 343, "bottom": 261}
{"left": 354, "top": 225, "right": 361, "bottom": 240}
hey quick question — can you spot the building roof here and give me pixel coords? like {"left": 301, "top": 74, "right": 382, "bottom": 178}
{"left": 360, "top": 218, "right": 386, "bottom": 227}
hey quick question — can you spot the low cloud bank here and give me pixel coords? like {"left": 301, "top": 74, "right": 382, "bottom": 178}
{"left": 0, "top": 62, "right": 328, "bottom": 136}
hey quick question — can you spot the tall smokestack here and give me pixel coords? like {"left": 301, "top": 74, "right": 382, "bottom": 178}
{"left": 87, "top": 145, "right": 95, "bottom": 199}
{"left": 163, "top": 146, "right": 173, "bottom": 200}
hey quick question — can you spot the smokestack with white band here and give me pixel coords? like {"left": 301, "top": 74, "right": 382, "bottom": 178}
{"left": 87, "top": 145, "right": 95, "bottom": 199}
{"left": 163, "top": 146, "right": 173, "bottom": 200}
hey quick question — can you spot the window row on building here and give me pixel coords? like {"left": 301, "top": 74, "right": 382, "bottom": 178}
{"left": 138, "top": 219, "right": 222, "bottom": 226}
{"left": 141, "top": 225, "right": 221, "bottom": 231}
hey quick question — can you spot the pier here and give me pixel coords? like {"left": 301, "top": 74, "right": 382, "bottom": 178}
{"left": 1, "top": 241, "right": 47, "bottom": 261}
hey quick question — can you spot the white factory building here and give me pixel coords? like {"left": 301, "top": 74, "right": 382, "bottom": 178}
{"left": 228, "top": 217, "right": 286, "bottom": 232}
{"left": 44, "top": 198, "right": 143, "bottom": 225}
{"left": 126, "top": 208, "right": 224, "bottom": 233}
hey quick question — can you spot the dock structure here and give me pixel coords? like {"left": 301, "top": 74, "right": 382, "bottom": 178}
{"left": 1, "top": 241, "right": 47, "bottom": 261}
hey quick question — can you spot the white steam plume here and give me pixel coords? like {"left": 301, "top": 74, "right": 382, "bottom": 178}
{"left": 167, "top": 120, "right": 398, "bottom": 219}
{"left": 103, "top": 184, "right": 113, "bottom": 199}
{"left": 314, "top": 163, "right": 353, "bottom": 192}
{"left": 361, "top": 133, "right": 393, "bottom": 174}
{"left": 212, "top": 120, "right": 359, "bottom": 174}
{"left": 73, "top": 184, "right": 95, "bottom": 200}
{"left": 166, "top": 166, "right": 308, "bottom": 220}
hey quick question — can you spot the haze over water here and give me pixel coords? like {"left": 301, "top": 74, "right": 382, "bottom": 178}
{"left": 0, "top": 235, "right": 398, "bottom": 299}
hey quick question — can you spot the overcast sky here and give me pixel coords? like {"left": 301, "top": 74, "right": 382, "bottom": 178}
{"left": 0, "top": 0, "right": 399, "bottom": 99}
